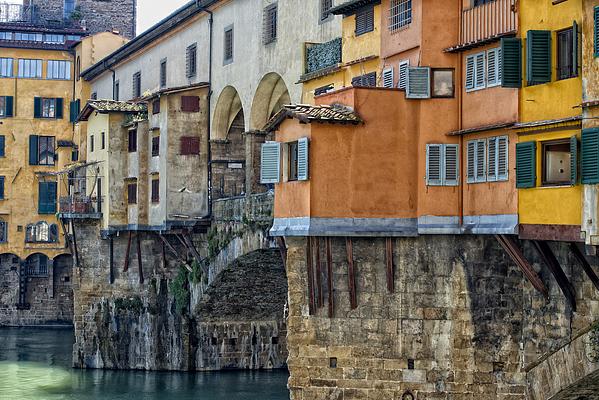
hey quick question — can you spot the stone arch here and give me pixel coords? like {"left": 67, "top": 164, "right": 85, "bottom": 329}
{"left": 24, "top": 253, "right": 50, "bottom": 276}
{"left": 213, "top": 85, "right": 245, "bottom": 141}
{"left": 250, "top": 72, "right": 291, "bottom": 131}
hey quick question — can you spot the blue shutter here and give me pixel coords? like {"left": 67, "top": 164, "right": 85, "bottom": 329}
{"left": 38, "top": 182, "right": 57, "bottom": 214}
{"left": 406, "top": 67, "right": 430, "bottom": 99}
{"left": 33, "top": 97, "right": 42, "bottom": 118}
{"left": 570, "top": 135, "right": 578, "bottom": 185}
{"left": 0, "top": 136, "right": 5, "bottom": 157}
{"left": 29, "top": 135, "right": 39, "bottom": 165}
{"left": 4, "top": 96, "right": 13, "bottom": 117}
{"left": 0, "top": 177, "right": 5, "bottom": 200}
{"left": 526, "top": 30, "right": 552, "bottom": 85}
{"left": 297, "top": 137, "right": 309, "bottom": 181}
{"left": 55, "top": 98, "right": 63, "bottom": 119}
{"left": 516, "top": 141, "right": 536, "bottom": 188}
{"left": 582, "top": 128, "right": 599, "bottom": 184}
{"left": 260, "top": 142, "right": 281, "bottom": 184}
{"left": 444, "top": 145, "right": 459, "bottom": 186}
{"left": 426, "top": 144, "right": 443, "bottom": 186}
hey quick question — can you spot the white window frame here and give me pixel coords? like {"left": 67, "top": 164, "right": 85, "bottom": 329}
{"left": 467, "top": 136, "right": 509, "bottom": 184}
{"left": 18, "top": 59, "right": 42, "bottom": 79}
{"left": 398, "top": 60, "right": 409, "bottom": 90}
{"left": 0, "top": 58, "right": 13, "bottom": 78}
{"left": 47, "top": 60, "right": 71, "bottom": 80}
{"left": 382, "top": 67, "right": 394, "bottom": 88}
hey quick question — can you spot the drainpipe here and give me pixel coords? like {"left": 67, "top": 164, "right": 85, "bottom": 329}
{"left": 198, "top": 0, "right": 214, "bottom": 218}
{"left": 457, "top": 1, "right": 464, "bottom": 230}
{"left": 109, "top": 66, "right": 116, "bottom": 100}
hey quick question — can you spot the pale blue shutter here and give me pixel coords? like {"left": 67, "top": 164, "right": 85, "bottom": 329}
{"left": 475, "top": 139, "right": 486, "bottom": 182}
{"left": 260, "top": 142, "right": 281, "bottom": 184}
{"left": 297, "top": 137, "right": 309, "bottom": 181}
{"left": 426, "top": 144, "right": 442, "bottom": 186}
{"left": 398, "top": 60, "right": 409, "bottom": 89}
{"left": 497, "top": 136, "right": 509, "bottom": 181}
{"left": 444, "top": 145, "right": 459, "bottom": 186}
{"left": 488, "top": 137, "right": 498, "bottom": 181}
{"left": 382, "top": 67, "right": 394, "bottom": 88}
{"left": 406, "top": 67, "right": 430, "bottom": 99}
{"left": 475, "top": 52, "right": 486, "bottom": 89}
{"left": 465, "top": 55, "right": 475, "bottom": 91}
{"left": 467, "top": 141, "right": 476, "bottom": 183}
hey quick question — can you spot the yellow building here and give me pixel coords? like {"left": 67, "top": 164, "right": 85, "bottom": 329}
{"left": 515, "top": 0, "right": 583, "bottom": 242}
{"left": 301, "top": 0, "right": 382, "bottom": 103}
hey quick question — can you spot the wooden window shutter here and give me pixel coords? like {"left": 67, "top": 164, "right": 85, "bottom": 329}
{"left": 475, "top": 52, "right": 485, "bottom": 89}
{"left": 0, "top": 136, "right": 5, "bottom": 157}
{"left": 406, "top": 67, "right": 430, "bottom": 99}
{"left": 55, "top": 98, "right": 63, "bottom": 119}
{"left": 467, "top": 141, "right": 476, "bottom": 183}
{"left": 573, "top": 20, "right": 579, "bottom": 74}
{"left": 297, "top": 137, "right": 309, "bottom": 181}
{"left": 426, "top": 144, "right": 442, "bottom": 186}
{"left": 0, "top": 177, "right": 5, "bottom": 200}
{"left": 475, "top": 139, "right": 486, "bottom": 182}
{"left": 487, "top": 48, "right": 500, "bottom": 87}
{"left": 488, "top": 137, "right": 498, "bottom": 182}
{"left": 29, "top": 135, "right": 39, "bottom": 165}
{"left": 582, "top": 128, "right": 599, "bottom": 184}
{"left": 595, "top": 7, "right": 599, "bottom": 57}
{"left": 355, "top": 6, "right": 374, "bottom": 36}
{"left": 516, "top": 141, "right": 536, "bottom": 188}
{"left": 398, "top": 60, "right": 409, "bottom": 89}
{"left": 181, "top": 96, "right": 200, "bottom": 112}
{"left": 180, "top": 136, "right": 200, "bottom": 155}
{"left": 570, "top": 135, "right": 578, "bottom": 185}
{"left": 39, "top": 182, "right": 57, "bottom": 214}
{"left": 33, "top": 97, "right": 42, "bottom": 118}
{"left": 382, "top": 67, "right": 394, "bottom": 88}
{"left": 497, "top": 136, "right": 509, "bottom": 181}
{"left": 260, "top": 142, "right": 281, "bottom": 184}
{"left": 501, "top": 37, "right": 522, "bottom": 88}
{"left": 444, "top": 144, "right": 459, "bottom": 186}
{"left": 465, "top": 55, "right": 475, "bottom": 91}
{"left": 4, "top": 96, "right": 13, "bottom": 117}
{"left": 526, "top": 30, "right": 552, "bottom": 85}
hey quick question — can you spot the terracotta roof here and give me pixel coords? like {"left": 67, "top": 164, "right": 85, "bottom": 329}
{"left": 330, "top": 0, "right": 381, "bottom": 15}
{"left": 263, "top": 104, "right": 363, "bottom": 132}
{"left": 78, "top": 99, "right": 147, "bottom": 122}
{"left": 446, "top": 122, "right": 516, "bottom": 136}
{"left": 512, "top": 115, "right": 582, "bottom": 130}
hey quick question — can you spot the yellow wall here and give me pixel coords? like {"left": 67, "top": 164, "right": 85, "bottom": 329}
{"left": 518, "top": 0, "right": 583, "bottom": 227}
{"left": 0, "top": 47, "right": 75, "bottom": 259}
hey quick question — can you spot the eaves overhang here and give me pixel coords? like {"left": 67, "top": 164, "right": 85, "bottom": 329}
{"left": 329, "top": 0, "right": 381, "bottom": 16}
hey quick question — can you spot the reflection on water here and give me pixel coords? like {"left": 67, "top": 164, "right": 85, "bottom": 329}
{"left": 0, "top": 328, "right": 290, "bottom": 400}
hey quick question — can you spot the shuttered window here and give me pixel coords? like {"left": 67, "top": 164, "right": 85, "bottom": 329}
{"left": 186, "top": 43, "right": 197, "bottom": 78}
{"left": 582, "top": 128, "right": 599, "bottom": 184}
{"left": 29, "top": 136, "right": 55, "bottom": 166}
{"left": 152, "top": 136, "right": 160, "bottom": 157}
{"left": 263, "top": 4, "right": 278, "bottom": 44}
{"left": 151, "top": 179, "right": 160, "bottom": 203}
{"left": 398, "top": 60, "right": 409, "bottom": 89}
{"left": 321, "top": 0, "right": 333, "bottom": 21}
{"left": 0, "top": 176, "right": 5, "bottom": 200}
{"left": 35, "top": 97, "right": 62, "bottom": 119}
{"left": 557, "top": 26, "right": 577, "bottom": 80}
{"left": 38, "top": 182, "right": 57, "bottom": 214}
{"left": 132, "top": 71, "right": 141, "bottom": 98}
{"left": 261, "top": 142, "right": 281, "bottom": 184}
{"left": 426, "top": 144, "right": 458, "bottom": 186}
{"left": 152, "top": 100, "right": 160, "bottom": 115}
{"left": 382, "top": 67, "right": 394, "bottom": 88}
{"left": 501, "top": 37, "right": 522, "bottom": 88}
{"left": 128, "top": 130, "right": 137, "bottom": 153}
{"left": 180, "top": 136, "right": 200, "bottom": 155}
{"left": 0, "top": 96, "right": 13, "bottom": 118}
{"left": 465, "top": 55, "right": 475, "bottom": 91}
{"left": 181, "top": 96, "right": 200, "bottom": 112}
{"left": 224, "top": 26, "right": 234, "bottom": 64}
{"left": 496, "top": 136, "right": 509, "bottom": 181}
{"left": 160, "top": 58, "right": 167, "bottom": 88}
{"left": 69, "top": 99, "right": 80, "bottom": 123}
{"left": 297, "top": 137, "right": 309, "bottom": 181}
{"left": 406, "top": 67, "right": 430, "bottom": 99}
{"left": 352, "top": 72, "right": 376, "bottom": 87}
{"left": 0, "top": 136, "right": 5, "bottom": 157}
{"left": 526, "top": 30, "right": 552, "bottom": 85}
{"left": 570, "top": 135, "right": 578, "bottom": 185}
{"left": 595, "top": 7, "right": 599, "bottom": 57}
{"left": 127, "top": 182, "right": 137, "bottom": 205}
{"left": 487, "top": 48, "right": 501, "bottom": 87}
{"left": 467, "top": 136, "right": 508, "bottom": 183}
{"left": 355, "top": 6, "right": 375, "bottom": 36}
{"left": 516, "top": 141, "right": 536, "bottom": 188}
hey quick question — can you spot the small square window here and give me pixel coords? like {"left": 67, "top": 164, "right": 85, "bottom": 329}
{"left": 542, "top": 140, "right": 572, "bottom": 186}
{"left": 151, "top": 179, "right": 159, "bottom": 203}
{"left": 128, "top": 130, "right": 137, "bottom": 153}
{"left": 432, "top": 69, "right": 455, "bottom": 98}
{"left": 224, "top": 26, "right": 234, "bottom": 64}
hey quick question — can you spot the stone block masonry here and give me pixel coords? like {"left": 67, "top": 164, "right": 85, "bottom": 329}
{"left": 285, "top": 235, "right": 599, "bottom": 400}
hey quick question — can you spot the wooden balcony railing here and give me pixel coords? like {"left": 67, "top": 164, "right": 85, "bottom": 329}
{"left": 461, "top": 0, "right": 517, "bottom": 45}
{"left": 59, "top": 195, "right": 102, "bottom": 218}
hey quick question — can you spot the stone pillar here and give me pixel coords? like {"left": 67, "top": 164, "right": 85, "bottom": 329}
{"left": 47, "top": 259, "right": 54, "bottom": 298}
{"left": 244, "top": 131, "right": 269, "bottom": 195}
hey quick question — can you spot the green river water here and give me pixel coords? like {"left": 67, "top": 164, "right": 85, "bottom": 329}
{"left": 0, "top": 327, "right": 289, "bottom": 400}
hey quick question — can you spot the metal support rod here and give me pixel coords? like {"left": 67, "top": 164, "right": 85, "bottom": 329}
{"left": 533, "top": 240, "right": 577, "bottom": 312}
{"left": 315, "top": 237, "right": 323, "bottom": 308}
{"left": 569, "top": 242, "right": 599, "bottom": 292}
{"left": 109, "top": 236, "right": 114, "bottom": 284}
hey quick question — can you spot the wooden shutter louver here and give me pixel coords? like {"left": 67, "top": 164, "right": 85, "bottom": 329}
{"left": 475, "top": 139, "right": 486, "bottom": 182}
{"left": 467, "top": 141, "right": 476, "bottom": 183}
{"left": 406, "top": 67, "right": 430, "bottom": 99}
{"left": 398, "top": 60, "right": 409, "bottom": 89}
{"left": 487, "top": 48, "right": 500, "bottom": 87}
{"left": 595, "top": 7, "right": 599, "bottom": 57}
{"left": 465, "top": 55, "right": 475, "bottom": 91}
{"left": 382, "top": 68, "right": 394, "bottom": 88}
{"left": 29, "top": 135, "right": 39, "bottom": 165}
{"left": 570, "top": 135, "right": 578, "bottom": 185}
{"left": 475, "top": 52, "right": 485, "bottom": 89}
{"left": 573, "top": 20, "right": 579, "bottom": 74}
{"left": 426, "top": 144, "right": 442, "bottom": 186}
{"left": 261, "top": 142, "right": 281, "bottom": 184}
{"left": 527, "top": 30, "right": 552, "bottom": 85}
{"left": 444, "top": 145, "right": 459, "bottom": 186}
{"left": 181, "top": 96, "right": 200, "bottom": 112}
{"left": 180, "top": 136, "right": 200, "bottom": 155}
{"left": 501, "top": 38, "right": 522, "bottom": 88}
{"left": 516, "top": 141, "right": 536, "bottom": 188}
{"left": 39, "top": 182, "right": 57, "bottom": 214}
{"left": 355, "top": 6, "right": 374, "bottom": 36}
{"left": 33, "top": 97, "right": 42, "bottom": 118}
{"left": 297, "top": 137, "right": 309, "bottom": 181}
{"left": 0, "top": 177, "right": 4, "bottom": 200}
{"left": 0, "top": 136, "right": 5, "bottom": 157}
{"left": 488, "top": 138, "right": 497, "bottom": 181}
{"left": 55, "top": 98, "right": 63, "bottom": 119}
{"left": 582, "top": 128, "right": 599, "bottom": 184}
{"left": 497, "top": 136, "right": 509, "bottom": 181}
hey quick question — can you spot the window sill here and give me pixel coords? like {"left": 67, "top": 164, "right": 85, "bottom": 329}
{"left": 540, "top": 183, "right": 575, "bottom": 188}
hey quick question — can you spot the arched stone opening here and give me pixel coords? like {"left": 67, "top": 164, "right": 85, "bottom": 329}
{"left": 250, "top": 72, "right": 291, "bottom": 131}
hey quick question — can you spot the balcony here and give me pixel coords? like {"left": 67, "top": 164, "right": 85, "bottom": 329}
{"left": 59, "top": 195, "right": 102, "bottom": 219}
{"left": 0, "top": 3, "right": 36, "bottom": 24}
{"left": 448, "top": 0, "right": 517, "bottom": 52}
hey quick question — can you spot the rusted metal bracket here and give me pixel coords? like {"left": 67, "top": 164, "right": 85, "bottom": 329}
{"left": 496, "top": 235, "right": 548, "bottom": 298}
{"left": 569, "top": 242, "right": 599, "bottom": 292}
{"left": 533, "top": 240, "right": 577, "bottom": 312}
{"left": 346, "top": 238, "right": 357, "bottom": 309}
{"left": 124, "top": 231, "right": 132, "bottom": 272}
{"left": 326, "top": 237, "right": 334, "bottom": 318}
{"left": 158, "top": 233, "right": 192, "bottom": 272}
{"left": 385, "top": 238, "right": 395, "bottom": 293}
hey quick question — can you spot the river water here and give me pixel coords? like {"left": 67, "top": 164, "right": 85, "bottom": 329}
{"left": 0, "top": 327, "right": 289, "bottom": 400}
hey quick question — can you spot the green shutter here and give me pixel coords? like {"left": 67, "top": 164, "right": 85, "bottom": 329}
{"left": 69, "top": 100, "right": 80, "bottom": 122}
{"left": 0, "top": 136, "right": 5, "bottom": 157}
{"left": 29, "top": 135, "right": 39, "bottom": 165}
{"left": 55, "top": 98, "right": 63, "bottom": 119}
{"left": 526, "top": 30, "right": 552, "bottom": 85}
{"left": 582, "top": 128, "right": 599, "bottom": 184}
{"left": 4, "top": 96, "right": 13, "bottom": 117}
{"left": 0, "top": 177, "right": 5, "bottom": 200}
{"left": 38, "top": 182, "right": 57, "bottom": 214}
{"left": 594, "top": 7, "right": 599, "bottom": 57}
{"left": 570, "top": 135, "right": 578, "bottom": 185}
{"left": 573, "top": 21, "right": 579, "bottom": 75}
{"left": 501, "top": 38, "right": 522, "bottom": 88}
{"left": 516, "top": 141, "right": 536, "bottom": 188}
{"left": 33, "top": 97, "right": 41, "bottom": 118}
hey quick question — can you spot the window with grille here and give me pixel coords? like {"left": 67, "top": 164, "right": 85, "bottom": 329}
{"left": 263, "top": 4, "right": 278, "bottom": 44}
{"left": 224, "top": 26, "right": 234, "bottom": 64}
{"left": 26, "top": 222, "right": 57, "bottom": 243}
{"left": 352, "top": 72, "right": 376, "bottom": 87}
{"left": 132, "top": 71, "right": 141, "bottom": 98}
{"left": 389, "top": 0, "right": 411, "bottom": 31}
{"left": 127, "top": 182, "right": 137, "bottom": 205}
{"left": 186, "top": 43, "right": 197, "bottom": 78}
{"left": 151, "top": 179, "right": 160, "bottom": 203}
{"left": 320, "top": 0, "right": 333, "bottom": 21}
{"left": 355, "top": 6, "right": 374, "bottom": 36}
{"left": 128, "top": 129, "right": 137, "bottom": 152}
{"left": 160, "top": 58, "right": 167, "bottom": 88}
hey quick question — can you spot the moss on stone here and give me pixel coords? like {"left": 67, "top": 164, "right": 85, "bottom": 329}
{"left": 113, "top": 296, "right": 144, "bottom": 314}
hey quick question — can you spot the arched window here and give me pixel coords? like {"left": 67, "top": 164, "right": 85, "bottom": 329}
{"left": 25, "top": 222, "right": 58, "bottom": 243}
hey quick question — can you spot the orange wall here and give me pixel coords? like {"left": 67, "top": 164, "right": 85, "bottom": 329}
{"left": 380, "top": 0, "right": 422, "bottom": 60}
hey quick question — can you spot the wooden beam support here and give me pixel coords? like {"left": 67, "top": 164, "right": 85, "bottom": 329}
{"left": 569, "top": 242, "right": 599, "bottom": 292}
{"left": 182, "top": 233, "right": 208, "bottom": 275}
{"left": 385, "top": 238, "right": 395, "bottom": 293}
{"left": 158, "top": 233, "right": 192, "bottom": 272}
{"left": 276, "top": 237, "right": 287, "bottom": 269}
{"left": 306, "top": 238, "right": 315, "bottom": 315}
{"left": 495, "top": 235, "right": 549, "bottom": 298}
{"left": 533, "top": 240, "right": 577, "bottom": 312}
{"left": 326, "top": 237, "right": 334, "bottom": 318}
{"left": 137, "top": 233, "right": 144, "bottom": 284}
{"left": 315, "top": 237, "right": 323, "bottom": 308}
{"left": 346, "top": 237, "right": 357, "bottom": 310}
{"left": 109, "top": 236, "right": 114, "bottom": 284}
{"left": 124, "top": 231, "right": 132, "bottom": 272}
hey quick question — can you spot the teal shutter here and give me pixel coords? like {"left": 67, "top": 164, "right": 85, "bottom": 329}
{"left": 0, "top": 177, "right": 5, "bottom": 200}
{"left": 582, "top": 128, "right": 599, "bottom": 184}
{"left": 444, "top": 144, "right": 459, "bottom": 186}
{"left": 501, "top": 38, "right": 522, "bottom": 88}
{"left": 516, "top": 141, "right": 536, "bottom": 188}
{"left": 570, "top": 135, "right": 578, "bottom": 185}
{"left": 260, "top": 142, "right": 281, "bottom": 184}
{"left": 0, "top": 136, "right": 5, "bottom": 157}
{"left": 595, "top": 7, "right": 599, "bottom": 57}
{"left": 4, "top": 96, "right": 13, "bottom": 117}
{"left": 29, "top": 135, "right": 39, "bottom": 165}
{"left": 297, "top": 137, "right": 309, "bottom": 181}
{"left": 573, "top": 21, "right": 579, "bottom": 75}
{"left": 55, "top": 98, "right": 63, "bottom": 119}
{"left": 526, "top": 30, "right": 552, "bottom": 85}
{"left": 69, "top": 99, "right": 80, "bottom": 122}
{"left": 406, "top": 67, "right": 431, "bottom": 99}
{"left": 33, "top": 97, "right": 41, "bottom": 118}
{"left": 38, "top": 182, "right": 57, "bottom": 214}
